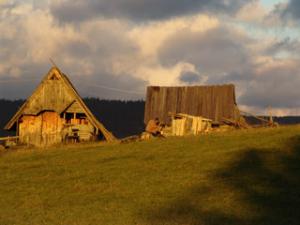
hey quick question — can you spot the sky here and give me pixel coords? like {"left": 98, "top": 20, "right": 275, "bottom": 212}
{"left": 1, "top": 0, "right": 300, "bottom": 115}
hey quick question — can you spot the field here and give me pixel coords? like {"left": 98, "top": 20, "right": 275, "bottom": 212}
{"left": 1, "top": 126, "right": 300, "bottom": 225}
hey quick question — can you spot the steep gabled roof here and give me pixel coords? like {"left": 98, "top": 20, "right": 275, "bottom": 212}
{"left": 5, "top": 67, "right": 116, "bottom": 142}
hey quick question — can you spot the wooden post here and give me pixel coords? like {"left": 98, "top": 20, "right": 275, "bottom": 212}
{"left": 215, "top": 98, "right": 219, "bottom": 122}
{"left": 268, "top": 106, "right": 273, "bottom": 125}
{"left": 16, "top": 119, "right": 19, "bottom": 144}
{"left": 41, "top": 114, "right": 43, "bottom": 147}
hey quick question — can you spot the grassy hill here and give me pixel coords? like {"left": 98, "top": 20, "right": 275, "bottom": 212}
{"left": 1, "top": 126, "right": 300, "bottom": 225}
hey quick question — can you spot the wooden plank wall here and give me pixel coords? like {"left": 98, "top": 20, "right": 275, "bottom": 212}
{"left": 144, "top": 84, "right": 240, "bottom": 125}
{"left": 19, "top": 112, "right": 63, "bottom": 147}
{"left": 5, "top": 67, "right": 115, "bottom": 144}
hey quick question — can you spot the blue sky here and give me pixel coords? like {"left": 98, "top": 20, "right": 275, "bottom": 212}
{"left": 261, "top": 0, "right": 286, "bottom": 8}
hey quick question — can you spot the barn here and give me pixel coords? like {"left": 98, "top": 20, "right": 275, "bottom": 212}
{"left": 144, "top": 84, "right": 241, "bottom": 125}
{"left": 4, "top": 67, "right": 116, "bottom": 147}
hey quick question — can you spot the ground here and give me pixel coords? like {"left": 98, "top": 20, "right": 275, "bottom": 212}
{"left": 0, "top": 126, "right": 300, "bottom": 225}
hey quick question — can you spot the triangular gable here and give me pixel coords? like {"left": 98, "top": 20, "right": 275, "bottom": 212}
{"left": 64, "top": 101, "right": 85, "bottom": 113}
{"left": 5, "top": 67, "right": 116, "bottom": 142}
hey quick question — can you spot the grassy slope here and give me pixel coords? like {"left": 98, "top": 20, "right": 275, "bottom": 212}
{"left": 1, "top": 126, "right": 300, "bottom": 225}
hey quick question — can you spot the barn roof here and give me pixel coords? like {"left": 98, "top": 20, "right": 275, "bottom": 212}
{"left": 144, "top": 84, "right": 241, "bottom": 125}
{"left": 4, "top": 67, "right": 116, "bottom": 142}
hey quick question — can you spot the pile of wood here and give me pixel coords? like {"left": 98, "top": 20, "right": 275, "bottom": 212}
{"left": 221, "top": 117, "right": 250, "bottom": 129}
{"left": 240, "top": 110, "right": 279, "bottom": 128}
{"left": 165, "top": 113, "right": 212, "bottom": 136}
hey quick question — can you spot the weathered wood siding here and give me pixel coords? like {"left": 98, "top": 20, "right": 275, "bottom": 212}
{"left": 23, "top": 79, "right": 75, "bottom": 115}
{"left": 65, "top": 101, "right": 85, "bottom": 113}
{"left": 144, "top": 85, "right": 240, "bottom": 125}
{"left": 19, "top": 111, "right": 63, "bottom": 147}
{"left": 5, "top": 67, "right": 116, "bottom": 144}
{"left": 19, "top": 115, "right": 42, "bottom": 146}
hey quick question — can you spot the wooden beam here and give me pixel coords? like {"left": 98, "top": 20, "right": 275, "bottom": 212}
{"left": 240, "top": 110, "right": 270, "bottom": 123}
{"left": 0, "top": 136, "right": 19, "bottom": 141}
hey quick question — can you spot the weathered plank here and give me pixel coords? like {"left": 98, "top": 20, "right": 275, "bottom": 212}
{"left": 144, "top": 84, "right": 240, "bottom": 125}
{"left": 5, "top": 67, "right": 116, "bottom": 147}
{"left": 0, "top": 136, "right": 19, "bottom": 141}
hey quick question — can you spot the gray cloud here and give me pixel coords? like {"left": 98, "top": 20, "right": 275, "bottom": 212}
{"left": 71, "top": 72, "right": 147, "bottom": 100}
{"left": 158, "top": 27, "right": 252, "bottom": 75}
{"left": 63, "top": 29, "right": 137, "bottom": 60}
{"left": 239, "top": 64, "right": 300, "bottom": 108}
{"left": 264, "top": 37, "right": 300, "bottom": 57}
{"left": 283, "top": 0, "right": 300, "bottom": 21}
{"left": 0, "top": 63, "right": 147, "bottom": 100}
{"left": 157, "top": 24, "right": 300, "bottom": 110}
{"left": 0, "top": 2, "right": 145, "bottom": 100}
{"left": 2, "top": 0, "right": 300, "bottom": 115}
{"left": 50, "top": 0, "right": 252, "bottom": 22}
{"left": 179, "top": 71, "right": 201, "bottom": 84}
{"left": 0, "top": 63, "right": 51, "bottom": 99}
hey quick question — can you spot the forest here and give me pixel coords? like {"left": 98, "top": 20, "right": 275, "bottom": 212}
{"left": 0, "top": 98, "right": 145, "bottom": 138}
{"left": 1, "top": 98, "right": 300, "bottom": 138}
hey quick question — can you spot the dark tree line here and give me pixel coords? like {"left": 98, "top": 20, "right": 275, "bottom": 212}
{"left": 84, "top": 98, "right": 145, "bottom": 138}
{"left": 0, "top": 98, "right": 145, "bottom": 138}
{"left": 1, "top": 98, "right": 300, "bottom": 138}
{"left": 0, "top": 99, "right": 25, "bottom": 137}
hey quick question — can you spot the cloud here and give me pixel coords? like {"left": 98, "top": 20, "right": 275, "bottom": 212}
{"left": 179, "top": 71, "right": 202, "bottom": 84}
{"left": 129, "top": 14, "right": 220, "bottom": 57}
{"left": 265, "top": 0, "right": 299, "bottom": 26}
{"left": 50, "top": 0, "right": 252, "bottom": 23}
{"left": 158, "top": 26, "right": 252, "bottom": 75}
{"left": 155, "top": 20, "right": 300, "bottom": 114}
{"left": 0, "top": 62, "right": 52, "bottom": 99}
{"left": 1, "top": 0, "right": 300, "bottom": 116}
{"left": 0, "top": 66, "right": 147, "bottom": 100}
{"left": 70, "top": 72, "right": 147, "bottom": 100}
{"left": 283, "top": 0, "right": 300, "bottom": 21}
{"left": 235, "top": 0, "right": 267, "bottom": 23}
{"left": 264, "top": 37, "right": 300, "bottom": 57}
{"left": 239, "top": 58, "right": 300, "bottom": 109}
{"left": 0, "top": 2, "right": 146, "bottom": 100}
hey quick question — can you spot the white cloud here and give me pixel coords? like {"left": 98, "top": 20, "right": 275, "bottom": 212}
{"left": 236, "top": 0, "right": 267, "bottom": 23}
{"left": 1, "top": 0, "right": 300, "bottom": 115}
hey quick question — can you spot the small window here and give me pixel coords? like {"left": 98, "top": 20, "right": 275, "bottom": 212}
{"left": 76, "top": 113, "right": 88, "bottom": 125}
{"left": 65, "top": 113, "right": 74, "bottom": 124}
{"left": 49, "top": 73, "right": 59, "bottom": 80}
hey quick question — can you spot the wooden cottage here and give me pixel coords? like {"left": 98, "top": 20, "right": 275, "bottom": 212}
{"left": 4, "top": 67, "right": 116, "bottom": 147}
{"left": 144, "top": 84, "right": 241, "bottom": 125}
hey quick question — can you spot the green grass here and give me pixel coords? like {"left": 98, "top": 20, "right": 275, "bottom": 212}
{"left": 1, "top": 126, "right": 300, "bottom": 225}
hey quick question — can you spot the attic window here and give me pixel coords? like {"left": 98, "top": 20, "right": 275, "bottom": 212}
{"left": 49, "top": 73, "right": 59, "bottom": 80}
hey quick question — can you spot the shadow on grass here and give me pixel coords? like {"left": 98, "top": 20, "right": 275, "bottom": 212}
{"left": 143, "top": 135, "right": 300, "bottom": 225}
